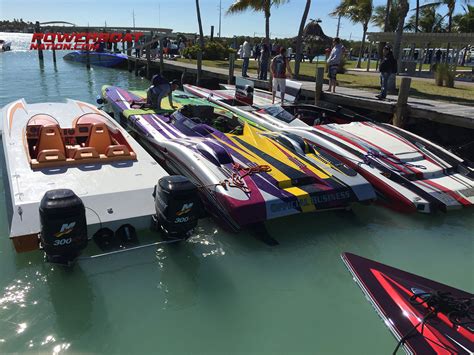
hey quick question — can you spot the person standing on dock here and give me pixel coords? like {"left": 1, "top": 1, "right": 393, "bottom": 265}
{"left": 376, "top": 45, "right": 397, "bottom": 100}
{"left": 241, "top": 38, "right": 251, "bottom": 78}
{"left": 271, "top": 47, "right": 293, "bottom": 104}
{"left": 326, "top": 38, "right": 344, "bottom": 93}
{"left": 259, "top": 42, "right": 270, "bottom": 81}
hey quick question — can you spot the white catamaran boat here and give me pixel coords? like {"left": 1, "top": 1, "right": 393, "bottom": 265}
{"left": 1, "top": 98, "right": 179, "bottom": 263}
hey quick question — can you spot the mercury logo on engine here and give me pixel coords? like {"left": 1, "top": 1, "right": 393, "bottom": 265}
{"left": 176, "top": 203, "right": 194, "bottom": 216}
{"left": 54, "top": 222, "right": 76, "bottom": 238}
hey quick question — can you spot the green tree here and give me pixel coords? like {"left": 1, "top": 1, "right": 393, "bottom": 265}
{"left": 452, "top": 4, "right": 474, "bottom": 32}
{"left": 226, "top": 0, "right": 288, "bottom": 45}
{"left": 392, "top": 0, "right": 410, "bottom": 68}
{"left": 419, "top": 0, "right": 471, "bottom": 58}
{"left": 294, "top": 0, "right": 311, "bottom": 79}
{"left": 405, "top": 5, "right": 445, "bottom": 32}
{"left": 331, "top": 0, "right": 373, "bottom": 69}
{"left": 372, "top": 0, "right": 399, "bottom": 31}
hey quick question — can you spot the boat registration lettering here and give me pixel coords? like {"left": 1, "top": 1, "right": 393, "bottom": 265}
{"left": 270, "top": 191, "right": 351, "bottom": 213}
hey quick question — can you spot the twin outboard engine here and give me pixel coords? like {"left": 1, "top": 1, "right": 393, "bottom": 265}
{"left": 153, "top": 176, "right": 200, "bottom": 239}
{"left": 39, "top": 189, "right": 88, "bottom": 264}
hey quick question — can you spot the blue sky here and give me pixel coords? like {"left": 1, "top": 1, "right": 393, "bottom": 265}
{"left": 0, "top": 0, "right": 465, "bottom": 41}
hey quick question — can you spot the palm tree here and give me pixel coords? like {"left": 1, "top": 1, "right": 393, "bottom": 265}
{"left": 195, "top": 0, "right": 205, "bottom": 49}
{"left": 331, "top": 0, "right": 373, "bottom": 69}
{"left": 384, "top": 0, "right": 392, "bottom": 31}
{"left": 453, "top": 4, "right": 474, "bottom": 65}
{"left": 452, "top": 4, "right": 474, "bottom": 32}
{"left": 419, "top": 0, "right": 471, "bottom": 58}
{"left": 405, "top": 5, "right": 445, "bottom": 32}
{"left": 419, "top": 0, "right": 454, "bottom": 33}
{"left": 294, "top": 0, "right": 311, "bottom": 79}
{"left": 195, "top": 0, "right": 205, "bottom": 85}
{"left": 392, "top": 0, "right": 410, "bottom": 69}
{"left": 415, "top": 0, "right": 420, "bottom": 32}
{"left": 372, "top": 1, "right": 399, "bottom": 31}
{"left": 226, "top": 0, "right": 288, "bottom": 45}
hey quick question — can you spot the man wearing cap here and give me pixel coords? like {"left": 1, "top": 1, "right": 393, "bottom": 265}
{"left": 147, "top": 74, "right": 179, "bottom": 110}
{"left": 377, "top": 45, "right": 397, "bottom": 99}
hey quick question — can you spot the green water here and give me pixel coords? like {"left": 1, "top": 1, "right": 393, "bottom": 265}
{"left": 0, "top": 33, "right": 473, "bottom": 354}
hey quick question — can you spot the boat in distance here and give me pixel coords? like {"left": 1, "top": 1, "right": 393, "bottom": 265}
{"left": 63, "top": 50, "right": 127, "bottom": 67}
{"left": 102, "top": 85, "right": 377, "bottom": 232}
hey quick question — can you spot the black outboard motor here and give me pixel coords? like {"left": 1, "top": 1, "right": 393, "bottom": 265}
{"left": 153, "top": 176, "right": 200, "bottom": 239}
{"left": 39, "top": 189, "right": 88, "bottom": 264}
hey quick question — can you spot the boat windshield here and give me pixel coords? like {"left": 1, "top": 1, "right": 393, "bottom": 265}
{"left": 263, "top": 105, "right": 295, "bottom": 123}
{"left": 178, "top": 105, "right": 244, "bottom": 135}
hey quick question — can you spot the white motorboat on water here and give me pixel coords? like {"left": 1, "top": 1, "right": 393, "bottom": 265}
{"left": 1, "top": 98, "right": 201, "bottom": 263}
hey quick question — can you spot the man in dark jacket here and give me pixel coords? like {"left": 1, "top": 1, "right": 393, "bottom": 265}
{"left": 376, "top": 45, "right": 397, "bottom": 99}
{"left": 147, "top": 75, "right": 179, "bottom": 110}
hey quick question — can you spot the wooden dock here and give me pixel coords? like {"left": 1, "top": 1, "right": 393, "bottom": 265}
{"left": 126, "top": 56, "right": 474, "bottom": 129}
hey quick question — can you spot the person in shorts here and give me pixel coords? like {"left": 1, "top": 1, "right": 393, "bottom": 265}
{"left": 271, "top": 47, "right": 293, "bottom": 104}
{"left": 326, "top": 38, "right": 344, "bottom": 93}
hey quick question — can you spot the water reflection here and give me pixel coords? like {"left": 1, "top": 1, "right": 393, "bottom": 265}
{"left": 45, "top": 266, "right": 95, "bottom": 340}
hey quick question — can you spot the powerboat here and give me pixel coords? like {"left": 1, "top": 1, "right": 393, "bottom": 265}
{"left": 102, "top": 85, "right": 376, "bottom": 232}
{"left": 342, "top": 253, "right": 473, "bottom": 354}
{"left": 63, "top": 50, "right": 127, "bottom": 67}
{"left": 1, "top": 98, "right": 172, "bottom": 263}
{"left": 183, "top": 83, "right": 474, "bottom": 213}
{"left": 0, "top": 39, "right": 12, "bottom": 52}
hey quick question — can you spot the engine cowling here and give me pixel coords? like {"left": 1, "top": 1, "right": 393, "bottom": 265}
{"left": 154, "top": 176, "right": 200, "bottom": 239}
{"left": 39, "top": 189, "right": 88, "bottom": 264}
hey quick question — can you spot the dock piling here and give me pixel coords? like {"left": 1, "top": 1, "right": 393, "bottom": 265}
{"left": 393, "top": 77, "right": 411, "bottom": 128}
{"left": 35, "top": 21, "right": 44, "bottom": 62}
{"left": 146, "top": 43, "right": 151, "bottom": 79}
{"left": 228, "top": 53, "right": 235, "bottom": 84}
{"left": 197, "top": 51, "right": 203, "bottom": 86}
{"left": 366, "top": 42, "right": 373, "bottom": 72}
{"left": 52, "top": 44, "right": 57, "bottom": 63}
{"left": 159, "top": 37, "right": 164, "bottom": 74}
{"left": 85, "top": 28, "right": 91, "bottom": 69}
{"left": 315, "top": 67, "right": 325, "bottom": 104}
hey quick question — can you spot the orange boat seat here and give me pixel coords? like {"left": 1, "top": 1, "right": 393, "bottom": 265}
{"left": 35, "top": 124, "right": 66, "bottom": 158}
{"left": 86, "top": 123, "right": 113, "bottom": 154}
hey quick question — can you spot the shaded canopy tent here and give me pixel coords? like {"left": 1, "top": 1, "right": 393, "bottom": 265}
{"left": 299, "top": 20, "right": 332, "bottom": 61}
{"left": 364, "top": 32, "right": 474, "bottom": 73}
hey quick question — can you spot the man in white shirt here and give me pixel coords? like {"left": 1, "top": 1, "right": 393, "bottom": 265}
{"left": 241, "top": 38, "right": 252, "bottom": 77}
{"left": 326, "top": 37, "right": 345, "bottom": 93}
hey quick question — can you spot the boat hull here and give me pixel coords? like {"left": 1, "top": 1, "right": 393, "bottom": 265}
{"left": 342, "top": 253, "right": 474, "bottom": 355}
